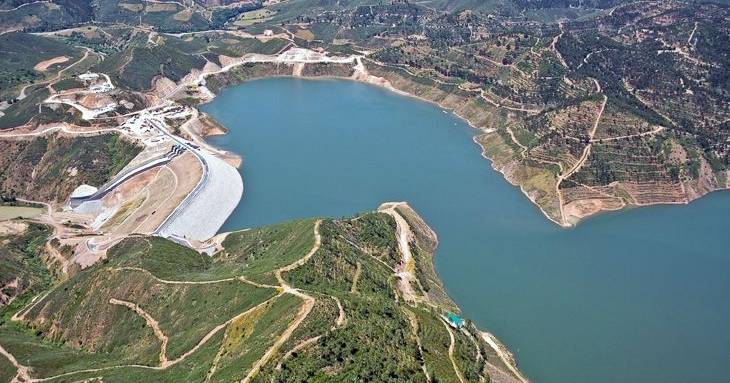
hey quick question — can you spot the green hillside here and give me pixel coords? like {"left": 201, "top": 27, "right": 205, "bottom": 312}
{"left": 0, "top": 208, "right": 513, "bottom": 382}
{"left": 0, "top": 223, "right": 51, "bottom": 315}
{"left": 0, "top": 133, "right": 142, "bottom": 202}
{"left": 0, "top": 32, "right": 83, "bottom": 99}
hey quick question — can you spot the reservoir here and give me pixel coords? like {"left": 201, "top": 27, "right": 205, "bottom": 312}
{"left": 203, "top": 78, "right": 730, "bottom": 383}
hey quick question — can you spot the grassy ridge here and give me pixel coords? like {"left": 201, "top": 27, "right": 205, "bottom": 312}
{"left": 0, "top": 211, "right": 499, "bottom": 382}
{"left": 219, "top": 219, "right": 317, "bottom": 285}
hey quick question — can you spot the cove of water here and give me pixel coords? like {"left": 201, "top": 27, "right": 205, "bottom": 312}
{"left": 202, "top": 78, "right": 730, "bottom": 383}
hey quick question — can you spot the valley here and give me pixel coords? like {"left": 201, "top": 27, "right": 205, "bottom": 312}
{"left": 0, "top": 0, "right": 728, "bottom": 382}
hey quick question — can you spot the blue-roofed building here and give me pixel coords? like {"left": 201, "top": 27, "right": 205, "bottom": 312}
{"left": 445, "top": 312, "right": 464, "bottom": 329}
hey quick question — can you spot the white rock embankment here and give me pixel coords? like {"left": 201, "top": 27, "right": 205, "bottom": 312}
{"left": 157, "top": 148, "right": 242, "bottom": 241}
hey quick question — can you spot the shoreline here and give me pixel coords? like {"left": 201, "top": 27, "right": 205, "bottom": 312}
{"left": 471, "top": 135, "right": 569, "bottom": 228}
{"left": 196, "top": 69, "right": 569, "bottom": 228}
{"left": 196, "top": 76, "right": 531, "bottom": 383}
{"left": 192, "top": 56, "right": 729, "bottom": 229}
{"left": 199, "top": 73, "right": 566, "bottom": 227}
{"left": 190, "top": 68, "right": 725, "bottom": 381}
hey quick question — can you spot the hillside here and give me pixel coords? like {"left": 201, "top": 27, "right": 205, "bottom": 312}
{"left": 0, "top": 222, "right": 51, "bottom": 310}
{"left": 247, "top": 0, "right": 729, "bottom": 225}
{"left": 0, "top": 204, "right": 525, "bottom": 383}
{"left": 0, "top": 1, "right": 726, "bottom": 382}
{"left": 0, "top": 133, "right": 141, "bottom": 202}
{"left": 0, "top": 0, "right": 261, "bottom": 35}
{"left": 1, "top": 0, "right": 726, "bottom": 225}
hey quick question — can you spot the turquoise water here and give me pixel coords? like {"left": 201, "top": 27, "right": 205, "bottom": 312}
{"left": 203, "top": 78, "right": 730, "bottom": 383}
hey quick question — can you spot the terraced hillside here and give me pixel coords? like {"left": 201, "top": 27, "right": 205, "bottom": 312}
{"left": 2, "top": 0, "right": 726, "bottom": 225}
{"left": 0, "top": 205, "right": 524, "bottom": 383}
{"left": 247, "top": 0, "right": 729, "bottom": 225}
{"left": 0, "top": 0, "right": 262, "bottom": 34}
{"left": 0, "top": 1, "right": 726, "bottom": 382}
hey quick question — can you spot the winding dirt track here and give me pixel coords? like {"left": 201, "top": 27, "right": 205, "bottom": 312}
{"left": 17, "top": 295, "right": 282, "bottom": 382}
{"left": 274, "top": 335, "right": 322, "bottom": 371}
{"left": 403, "top": 308, "right": 431, "bottom": 382}
{"left": 0, "top": 0, "right": 49, "bottom": 12}
{"left": 272, "top": 293, "right": 348, "bottom": 371}
{"left": 441, "top": 320, "right": 467, "bottom": 383}
{"left": 556, "top": 95, "right": 608, "bottom": 223}
{"left": 273, "top": 220, "right": 322, "bottom": 289}
{"left": 480, "top": 332, "right": 530, "bottom": 383}
{"left": 506, "top": 126, "right": 528, "bottom": 157}
{"left": 1, "top": 221, "right": 325, "bottom": 382}
{"left": 0, "top": 124, "right": 126, "bottom": 138}
{"left": 378, "top": 202, "right": 419, "bottom": 303}
{"left": 561, "top": 95, "right": 608, "bottom": 181}
{"left": 550, "top": 23, "right": 568, "bottom": 68}
{"left": 109, "top": 298, "right": 169, "bottom": 366}
{"left": 109, "top": 266, "right": 239, "bottom": 285}
{"left": 0, "top": 344, "right": 31, "bottom": 383}
{"left": 591, "top": 125, "right": 664, "bottom": 143}
{"left": 241, "top": 220, "right": 322, "bottom": 383}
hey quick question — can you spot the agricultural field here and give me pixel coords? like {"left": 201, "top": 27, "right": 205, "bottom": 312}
{"left": 233, "top": 8, "right": 275, "bottom": 26}
{"left": 0, "top": 206, "right": 43, "bottom": 221}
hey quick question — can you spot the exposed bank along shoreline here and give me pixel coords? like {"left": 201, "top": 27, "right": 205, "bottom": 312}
{"left": 184, "top": 44, "right": 728, "bottom": 229}
{"left": 186, "top": 47, "right": 579, "bottom": 228}
{"left": 182, "top": 48, "right": 530, "bottom": 383}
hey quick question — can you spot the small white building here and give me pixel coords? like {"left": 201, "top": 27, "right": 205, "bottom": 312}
{"left": 70, "top": 184, "right": 98, "bottom": 199}
{"left": 79, "top": 73, "right": 100, "bottom": 81}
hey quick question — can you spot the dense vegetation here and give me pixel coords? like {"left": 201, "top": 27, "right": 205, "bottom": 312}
{"left": 0, "top": 223, "right": 51, "bottom": 314}
{"left": 0, "top": 211, "right": 503, "bottom": 382}
{"left": 0, "top": 0, "right": 263, "bottom": 35}
{"left": 0, "top": 133, "right": 141, "bottom": 202}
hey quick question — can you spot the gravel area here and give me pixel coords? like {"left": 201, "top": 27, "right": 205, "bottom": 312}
{"left": 156, "top": 148, "right": 243, "bottom": 241}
